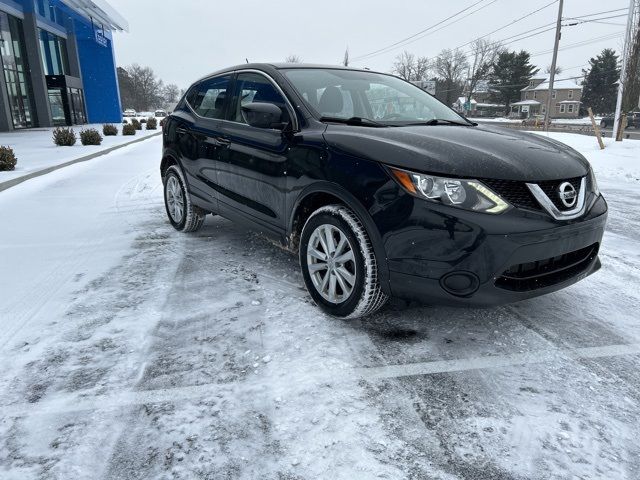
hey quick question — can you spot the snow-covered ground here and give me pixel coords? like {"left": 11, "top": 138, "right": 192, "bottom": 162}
{"left": 1, "top": 133, "right": 639, "bottom": 479}
{"left": 470, "top": 117, "right": 602, "bottom": 125}
{"left": 0, "top": 124, "right": 160, "bottom": 185}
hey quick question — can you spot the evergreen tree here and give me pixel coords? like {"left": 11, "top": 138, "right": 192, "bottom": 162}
{"left": 488, "top": 50, "right": 538, "bottom": 115}
{"left": 581, "top": 49, "right": 620, "bottom": 114}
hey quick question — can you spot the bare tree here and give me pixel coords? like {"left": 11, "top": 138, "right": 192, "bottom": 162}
{"left": 435, "top": 49, "right": 469, "bottom": 106}
{"left": 118, "top": 64, "right": 164, "bottom": 111}
{"left": 545, "top": 65, "right": 563, "bottom": 75}
{"left": 285, "top": 54, "right": 303, "bottom": 63}
{"left": 465, "top": 38, "right": 502, "bottom": 109}
{"left": 393, "top": 51, "right": 430, "bottom": 81}
{"left": 162, "top": 83, "right": 181, "bottom": 108}
{"left": 342, "top": 47, "right": 350, "bottom": 67}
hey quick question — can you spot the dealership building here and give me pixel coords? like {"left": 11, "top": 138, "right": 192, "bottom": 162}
{"left": 0, "top": 0, "right": 126, "bottom": 132}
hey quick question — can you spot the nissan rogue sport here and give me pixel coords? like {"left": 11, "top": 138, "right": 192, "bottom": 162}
{"left": 161, "top": 64, "right": 607, "bottom": 318}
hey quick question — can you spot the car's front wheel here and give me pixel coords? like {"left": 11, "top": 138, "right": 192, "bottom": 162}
{"left": 163, "top": 165, "right": 206, "bottom": 232}
{"left": 300, "top": 205, "right": 388, "bottom": 318}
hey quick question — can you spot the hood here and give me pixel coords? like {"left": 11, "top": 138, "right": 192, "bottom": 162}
{"left": 322, "top": 124, "right": 589, "bottom": 181}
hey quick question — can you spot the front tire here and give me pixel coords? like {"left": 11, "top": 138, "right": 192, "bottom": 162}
{"left": 300, "top": 205, "right": 388, "bottom": 318}
{"left": 163, "top": 165, "right": 206, "bottom": 232}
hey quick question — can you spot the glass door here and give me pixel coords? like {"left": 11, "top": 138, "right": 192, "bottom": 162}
{"left": 47, "top": 88, "right": 66, "bottom": 126}
{"left": 0, "top": 12, "right": 35, "bottom": 128}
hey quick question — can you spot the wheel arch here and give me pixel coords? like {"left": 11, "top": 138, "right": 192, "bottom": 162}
{"left": 288, "top": 182, "right": 391, "bottom": 295}
{"left": 160, "top": 149, "right": 182, "bottom": 179}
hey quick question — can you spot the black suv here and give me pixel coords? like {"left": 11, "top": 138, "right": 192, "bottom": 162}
{"left": 161, "top": 64, "right": 607, "bottom": 318}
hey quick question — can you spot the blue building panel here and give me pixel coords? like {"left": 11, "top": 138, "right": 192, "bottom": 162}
{"left": 74, "top": 20, "right": 122, "bottom": 123}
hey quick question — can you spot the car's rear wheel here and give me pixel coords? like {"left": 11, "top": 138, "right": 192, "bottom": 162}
{"left": 300, "top": 205, "right": 388, "bottom": 318}
{"left": 163, "top": 165, "right": 206, "bottom": 232}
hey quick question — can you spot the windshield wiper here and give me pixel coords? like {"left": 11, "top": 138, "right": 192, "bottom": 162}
{"left": 404, "top": 118, "right": 475, "bottom": 126}
{"left": 319, "top": 116, "right": 386, "bottom": 127}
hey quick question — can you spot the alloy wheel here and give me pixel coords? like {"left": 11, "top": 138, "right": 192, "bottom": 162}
{"left": 306, "top": 224, "right": 357, "bottom": 304}
{"left": 166, "top": 175, "right": 184, "bottom": 224}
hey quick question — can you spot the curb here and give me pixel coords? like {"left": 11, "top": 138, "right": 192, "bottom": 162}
{"left": 0, "top": 131, "right": 162, "bottom": 193}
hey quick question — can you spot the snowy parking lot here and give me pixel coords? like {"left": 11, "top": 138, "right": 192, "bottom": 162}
{"left": 1, "top": 133, "right": 639, "bottom": 479}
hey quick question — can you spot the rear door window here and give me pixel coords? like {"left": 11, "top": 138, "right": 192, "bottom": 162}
{"left": 187, "top": 75, "right": 231, "bottom": 119}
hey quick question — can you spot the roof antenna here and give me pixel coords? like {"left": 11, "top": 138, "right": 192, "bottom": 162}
{"left": 245, "top": 58, "right": 249, "bottom": 64}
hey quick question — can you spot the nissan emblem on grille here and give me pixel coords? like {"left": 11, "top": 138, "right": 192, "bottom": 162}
{"left": 558, "top": 182, "right": 578, "bottom": 208}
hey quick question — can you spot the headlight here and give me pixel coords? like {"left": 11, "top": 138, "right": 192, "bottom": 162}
{"left": 389, "top": 167, "right": 511, "bottom": 214}
{"left": 588, "top": 165, "right": 600, "bottom": 197}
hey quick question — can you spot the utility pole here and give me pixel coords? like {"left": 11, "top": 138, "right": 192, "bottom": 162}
{"left": 613, "top": 0, "right": 638, "bottom": 140}
{"left": 544, "top": 0, "right": 564, "bottom": 132}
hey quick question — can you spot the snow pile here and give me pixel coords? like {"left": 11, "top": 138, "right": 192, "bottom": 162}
{"left": 531, "top": 132, "right": 640, "bottom": 182}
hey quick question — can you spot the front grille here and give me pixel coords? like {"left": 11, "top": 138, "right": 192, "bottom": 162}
{"left": 537, "top": 177, "right": 582, "bottom": 211}
{"left": 495, "top": 243, "right": 599, "bottom": 292}
{"left": 481, "top": 178, "right": 541, "bottom": 211}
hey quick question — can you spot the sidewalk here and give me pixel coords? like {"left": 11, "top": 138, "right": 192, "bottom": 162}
{"left": 0, "top": 124, "right": 161, "bottom": 192}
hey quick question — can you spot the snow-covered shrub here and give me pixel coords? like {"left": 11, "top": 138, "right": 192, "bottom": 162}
{"left": 80, "top": 129, "right": 103, "bottom": 146}
{"left": 52, "top": 127, "right": 76, "bottom": 146}
{"left": 140, "top": 118, "right": 147, "bottom": 124}
{"left": 131, "top": 119, "right": 142, "bottom": 130}
{"left": 122, "top": 123, "right": 136, "bottom": 136}
{"left": 0, "top": 146, "right": 17, "bottom": 171}
{"left": 146, "top": 117, "right": 158, "bottom": 130}
{"left": 103, "top": 124, "right": 118, "bottom": 136}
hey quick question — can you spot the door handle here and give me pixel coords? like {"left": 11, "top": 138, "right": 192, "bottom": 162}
{"left": 176, "top": 127, "right": 188, "bottom": 135}
{"left": 215, "top": 137, "right": 231, "bottom": 147}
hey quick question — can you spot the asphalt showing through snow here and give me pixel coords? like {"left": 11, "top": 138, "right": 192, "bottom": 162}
{"left": 1, "top": 136, "right": 639, "bottom": 479}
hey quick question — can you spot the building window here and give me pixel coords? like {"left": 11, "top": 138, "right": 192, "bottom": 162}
{"left": 541, "top": 105, "right": 546, "bottom": 113}
{"left": 552, "top": 90, "right": 557, "bottom": 99}
{"left": 0, "top": 11, "right": 35, "bottom": 128}
{"left": 568, "top": 104, "right": 574, "bottom": 113}
{"left": 35, "top": 0, "right": 63, "bottom": 25}
{"left": 560, "top": 104, "right": 566, "bottom": 113}
{"left": 533, "top": 91, "right": 537, "bottom": 99}
{"left": 39, "top": 29, "right": 69, "bottom": 76}
{"left": 568, "top": 90, "right": 573, "bottom": 99}
{"left": 525, "top": 92, "right": 528, "bottom": 100}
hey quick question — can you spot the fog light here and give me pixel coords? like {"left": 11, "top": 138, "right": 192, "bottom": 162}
{"left": 440, "top": 272, "right": 480, "bottom": 297}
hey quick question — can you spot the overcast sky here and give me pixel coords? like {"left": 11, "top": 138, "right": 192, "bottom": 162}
{"left": 108, "top": 0, "right": 629, "bottom": 89}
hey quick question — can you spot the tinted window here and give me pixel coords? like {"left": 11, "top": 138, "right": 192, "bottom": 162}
{"left": 232, "top": 72, "right": 289, "bottom": 124}
{"left": 188, "top": 75, "right": 230, "bottom": 119}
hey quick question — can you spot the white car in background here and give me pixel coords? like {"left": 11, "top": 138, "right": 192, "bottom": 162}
{"left": 123, "top": 109, "right": 137, "bottom": 117}
{"left": 155, "top": 109, "right": 168, "bottom": 118}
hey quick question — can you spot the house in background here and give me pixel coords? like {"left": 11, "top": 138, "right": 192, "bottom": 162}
{"left": 510, "top": 74, "right": 582, "bottom": 119}
{"left": 0, "top": 0, "right": 127, "bottom": 132}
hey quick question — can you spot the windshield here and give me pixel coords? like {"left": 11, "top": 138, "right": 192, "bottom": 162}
{"left": 281, "top": 68, "right": 468, "bottom": 126}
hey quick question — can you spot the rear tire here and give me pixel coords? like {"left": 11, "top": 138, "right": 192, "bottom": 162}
{"left": 163, "top": 165, "right": 206, "bottom": 233}
{"left": 300, "top": 205, "right": 388, "bottom": 319}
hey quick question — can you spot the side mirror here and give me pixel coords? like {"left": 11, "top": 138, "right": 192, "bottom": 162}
{"left": 241, "top": 102, "right": 284, "bottom": 129}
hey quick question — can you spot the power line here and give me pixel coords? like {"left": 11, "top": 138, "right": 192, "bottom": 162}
{"left": 565, "top": 7, "right": 628, "bottom": 20}
{"left": 531, "top": 31, "right": 625, "bottom": 57}
{"left": 352, "top": 0, "right": 497, "bottom": 62}
{"left": 452, "top": 0, "right": 559, "bottom": 51}
{"left": 564, "top": 14, "right": 628, "bottom": 25}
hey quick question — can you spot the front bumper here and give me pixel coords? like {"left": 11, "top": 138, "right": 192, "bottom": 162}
{"left": 380, "top": 195, "right": 608, "bottom": 306}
